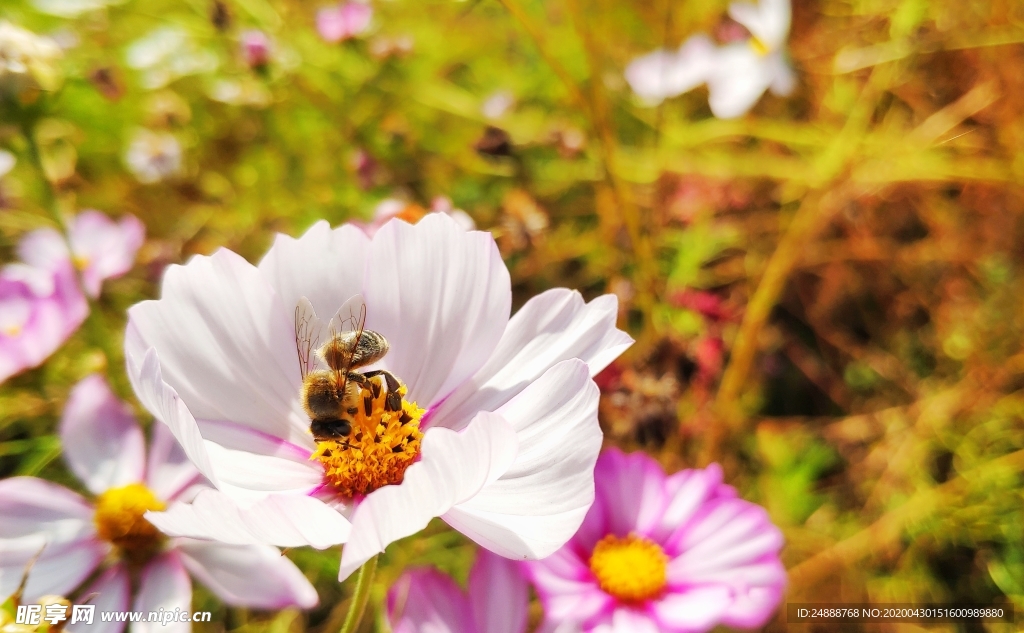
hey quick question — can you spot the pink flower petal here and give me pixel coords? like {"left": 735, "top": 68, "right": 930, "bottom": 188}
{"left": 468, "top": 550, "right": 529, "bottom": 633}
{"left": 177, "top": 538, "right": 318, "bottom": 609}
{"left": 257, "top": 221, "right": 369, "bottom": 335}
{"left": 126, "top": 248, "right": 308, "bottom": 445}
{"left": 0, "top": 476, "right": 95, "bottom": 539}
{"left": 60, "top": 374, "right": 146, "bottom": 495}
{"left": 67, "top": 564, "right": 130, "bottom": 633}
{"left": 430, "top": 289, "right": 632, "bottom": 432}
{"left": 387, "top": 568, "right": 472, "bottom": 633}
{"left": 363, "top": 214, "right": 511, "bottom": 408}
{"left": 648, "top": 587, "right": 732, "bottom": 631}
{"left": 593, "top": 449, "right": 668, "bottom": 539}
{"left": 338, "top": 412, "right": 518, "bottom": 580}
{"left": 68, "top": 211, "right": 145, "bottom": 298}
{"left": 444, "top": 360, "right": 601, "bottom": 560}
{"left": 133, "top": 552, "right": 191, "bottom": 633}
{"left": 0, "top": 262, "right": 88, "bottom": 384}
{"left": 1, "top": 537, "right": 106, "bottom": 604}
{"left": 146, "top": 488, "right": 351, "bottom": 549}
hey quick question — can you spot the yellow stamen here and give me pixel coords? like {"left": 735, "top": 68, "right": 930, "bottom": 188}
{"left": 72, "top": 254, "right": 90, "bottom": 271}
{"left": 93, "top": 483, "right": 166, "bottom": 565}
{"left": 589, "top": 534, "right": 669, "bottom": 603}
{"left": 2, "top": 324, "right": 21, "bottom": 337}
{"left": 749, "top": 37, "right": 771, "bottom": 56}
{"left": 312, "top": 380, "right": 424, "bottom": 499}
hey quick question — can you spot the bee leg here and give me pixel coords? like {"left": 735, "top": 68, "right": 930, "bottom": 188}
{"left": 363, "top": 370, "right": 403, "bottom": 411}
{"left": 347, "top": 372, "right": 366, "bottom": 384}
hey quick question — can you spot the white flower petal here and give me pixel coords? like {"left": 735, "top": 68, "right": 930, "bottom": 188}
{"left": 146, "top": 488, "right": 350, "bottom": 549}
{"left": 469, "top": 550, "right": 529, "bottom": 633}
{"left": 177, "top": 538, "right": 318, "bottom": 609}
{"left": 728, "top": 0, "right": 791, "bottom": 50}
{"left": 68, "top": 211, "right": 145, "bottom": 298}
{"left": 126, "top": 248, "right": 307, "bottom": 444}
{"left": 126, "top": 346, "right": 218, "bottom": 487}
{"left": 257, "top": 221, "right": 370, "bottom": 329}
{"left": 649, "top": 587, "right": 732, "bottom": 631}
{"left": 767, "top": 50, "right": 797, "bottom": 96}
{"left": 625, "top": 35, "right": 716, "bottom": 103}
{"left": 432, "top": 289, "right": 631, "bottom": 432}
{"left": 67, "top": 564, "right": 131, "bottom": 633}
{"left": 338, "top": 413, "right": 518, "bottom": 580}
{"left": 607, "top": 608, "right": 660, "bottom": 633}
{"left": 16, "top": 228, "right": 69, "bottom": 273}
{"left": 60, "top": 374, "right": 146, "bottom": 495}
{"left": 132, "top": 553, "right": 191, "bottom": 633}
{"left": 363, "top": 214, "right": 511, "bottom": 407}
{"left": 146, "top": 422, "right": 202, "bottom": 502}
{"left": 707, "top": 43, "right": 774, "bottom": 119}
{"left": 443, "top": 360, "right": 601, "bottom": 560}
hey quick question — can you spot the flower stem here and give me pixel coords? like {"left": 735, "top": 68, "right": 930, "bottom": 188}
{"left": 338, "top": 554, "right": 378, "bottom": 633}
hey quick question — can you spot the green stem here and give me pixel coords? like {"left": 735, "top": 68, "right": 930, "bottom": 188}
{"left": 339, "top": 554, "right": 378, "bottom": 633}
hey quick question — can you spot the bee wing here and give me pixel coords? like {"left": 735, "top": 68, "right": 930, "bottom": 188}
{"left": 325, "top": 294, "right": 368, "bottom": 386}
{"left": 294, "top": 296, "right": 322, "bottom": 380}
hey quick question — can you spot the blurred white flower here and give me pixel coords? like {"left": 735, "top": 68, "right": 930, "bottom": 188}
{"left": 30, "top": 0, "right": 127, "bottom": 17}
{"left": 125, "top": 129, "right": 182, "bottom": 184}
{"left": 126, "top": 27, "right": 219, "bottom": 90}
{"left": 0, "top": 21, "right": 63, "bottom": 96}
{"left": 624, "top": 0, "right": 794, "bottom": 119}
{"left": 707, "top": 0, "right": 794, "bottom": 119}
{"left": 624, "top": 35, "right": 715, "bottom": 104}
{"left": 482, "top": 90, "right": 515, "bottom": 119}
{"left": 0, "top": 150, "right": 14, "bottom": 178}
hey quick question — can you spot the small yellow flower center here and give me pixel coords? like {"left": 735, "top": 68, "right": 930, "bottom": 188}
{"left": 749, "top": 37, "right": 771, "bottom": 56}
{"left": 312, "top": 380, "right": 424, "bottom": 499}
{"left": 589, "top": 534, "right": 669, "bottom": 603}
{"left": 93, "top": 483, "right": 166, "bottom": 565}
{"left": 72, "top": 254, "right": 90, "bottom": 271}
{"left": 2, "top": 324, "right": 21, "bottom": 337}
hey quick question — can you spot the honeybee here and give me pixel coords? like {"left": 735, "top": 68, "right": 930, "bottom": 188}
{"left": 295, "top": 295, "right": 403, "bottom": 443}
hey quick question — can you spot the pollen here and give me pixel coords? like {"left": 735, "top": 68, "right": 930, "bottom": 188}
{"left": 93, "top": 483, "right": 166, "bottom": 565}
{"left": 72, "top": 254, "right": 90, "bottom": 271}
{"left": 589, "top": 534, "right": 669, "bottom": 603}
{"left": 749, "top": 36, "right": 771, "bottom": 56}
{"left": 312, "top": 379, "right": 424, "bottom": 499}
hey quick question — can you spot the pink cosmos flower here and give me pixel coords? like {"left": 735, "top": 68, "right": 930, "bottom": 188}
{"left": 356, "top": 197, "right": 476, "bottom": 237}
{"left": 239, "top": 30, "right": 272, "bottom": 69}
{"left": 0, "top": 375, "right": 317, "bottom": 629}
{"left": 125, "top": 214, "right": 632, "bottom": 581}
{"left": 527, "top": 449, "right": 786, "bottom": 633}
{"left": 0, "top": 261, "right": 87, "bottom": 384}
{"left": 387, "top": 550, "right": 531, "bottom": 633}
{"left": 18, "top": 210, "right": 145, "bottom": 298}
{"left": 316, "top": 2, "right": 372, "bottom": 43}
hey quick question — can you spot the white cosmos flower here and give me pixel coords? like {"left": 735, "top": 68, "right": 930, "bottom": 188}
{"left": 625, "top": 0, "right": 794, "bottom": 119}
{"left": 707, "top": 0, "right": 795, "bottom": 119}
{"left": 126, "top": 214, "right": 633, "bottom": 580}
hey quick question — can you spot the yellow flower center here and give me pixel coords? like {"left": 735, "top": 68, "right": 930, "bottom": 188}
{"left": 312, "top": 380, "right": 424, "bottom": 499}
{"left": 589, "top": 534, "right": 669, "bottom": 603}
{"left": 749, "top": 37, "right": 771, "bottom": 56}
{"left": 2, "top": 324, "right": 21, "bottom": 337}
{"left": 72, "top": 254, "right": 90, "bottom": 271}
{"left": 93, "top": 483, "right": 166, "bottom": 565}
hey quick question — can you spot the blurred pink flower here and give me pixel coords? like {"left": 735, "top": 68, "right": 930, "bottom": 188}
{"left": 239, "top": 29, "right": 272, "bottom": 68}
{"left": 0, "top": 261, "right": 87, "bottom": 384}
{"left": 124, "top": 214, "right": 632, "bottom": 580}
{"left": 0, "top": 375, "right": 318, "bottom": 624}
{"left": 527, "top": 448, "right": 786, "bottom": 633}
{"left": 387, "top": 550, "right": 530, "bottom": 633}
{"left": 18, "top": 210, "right": 145, "bottom": 298}
{"left": 355, "top": 197, "right": 476, "bottom": 237}
{"left": 316, "top": 2, "right": 372, "bottom": 43}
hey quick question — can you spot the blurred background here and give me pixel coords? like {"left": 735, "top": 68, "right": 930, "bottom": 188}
{"left": 1, "top": 0, "right": 1024, "bottom": 630}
